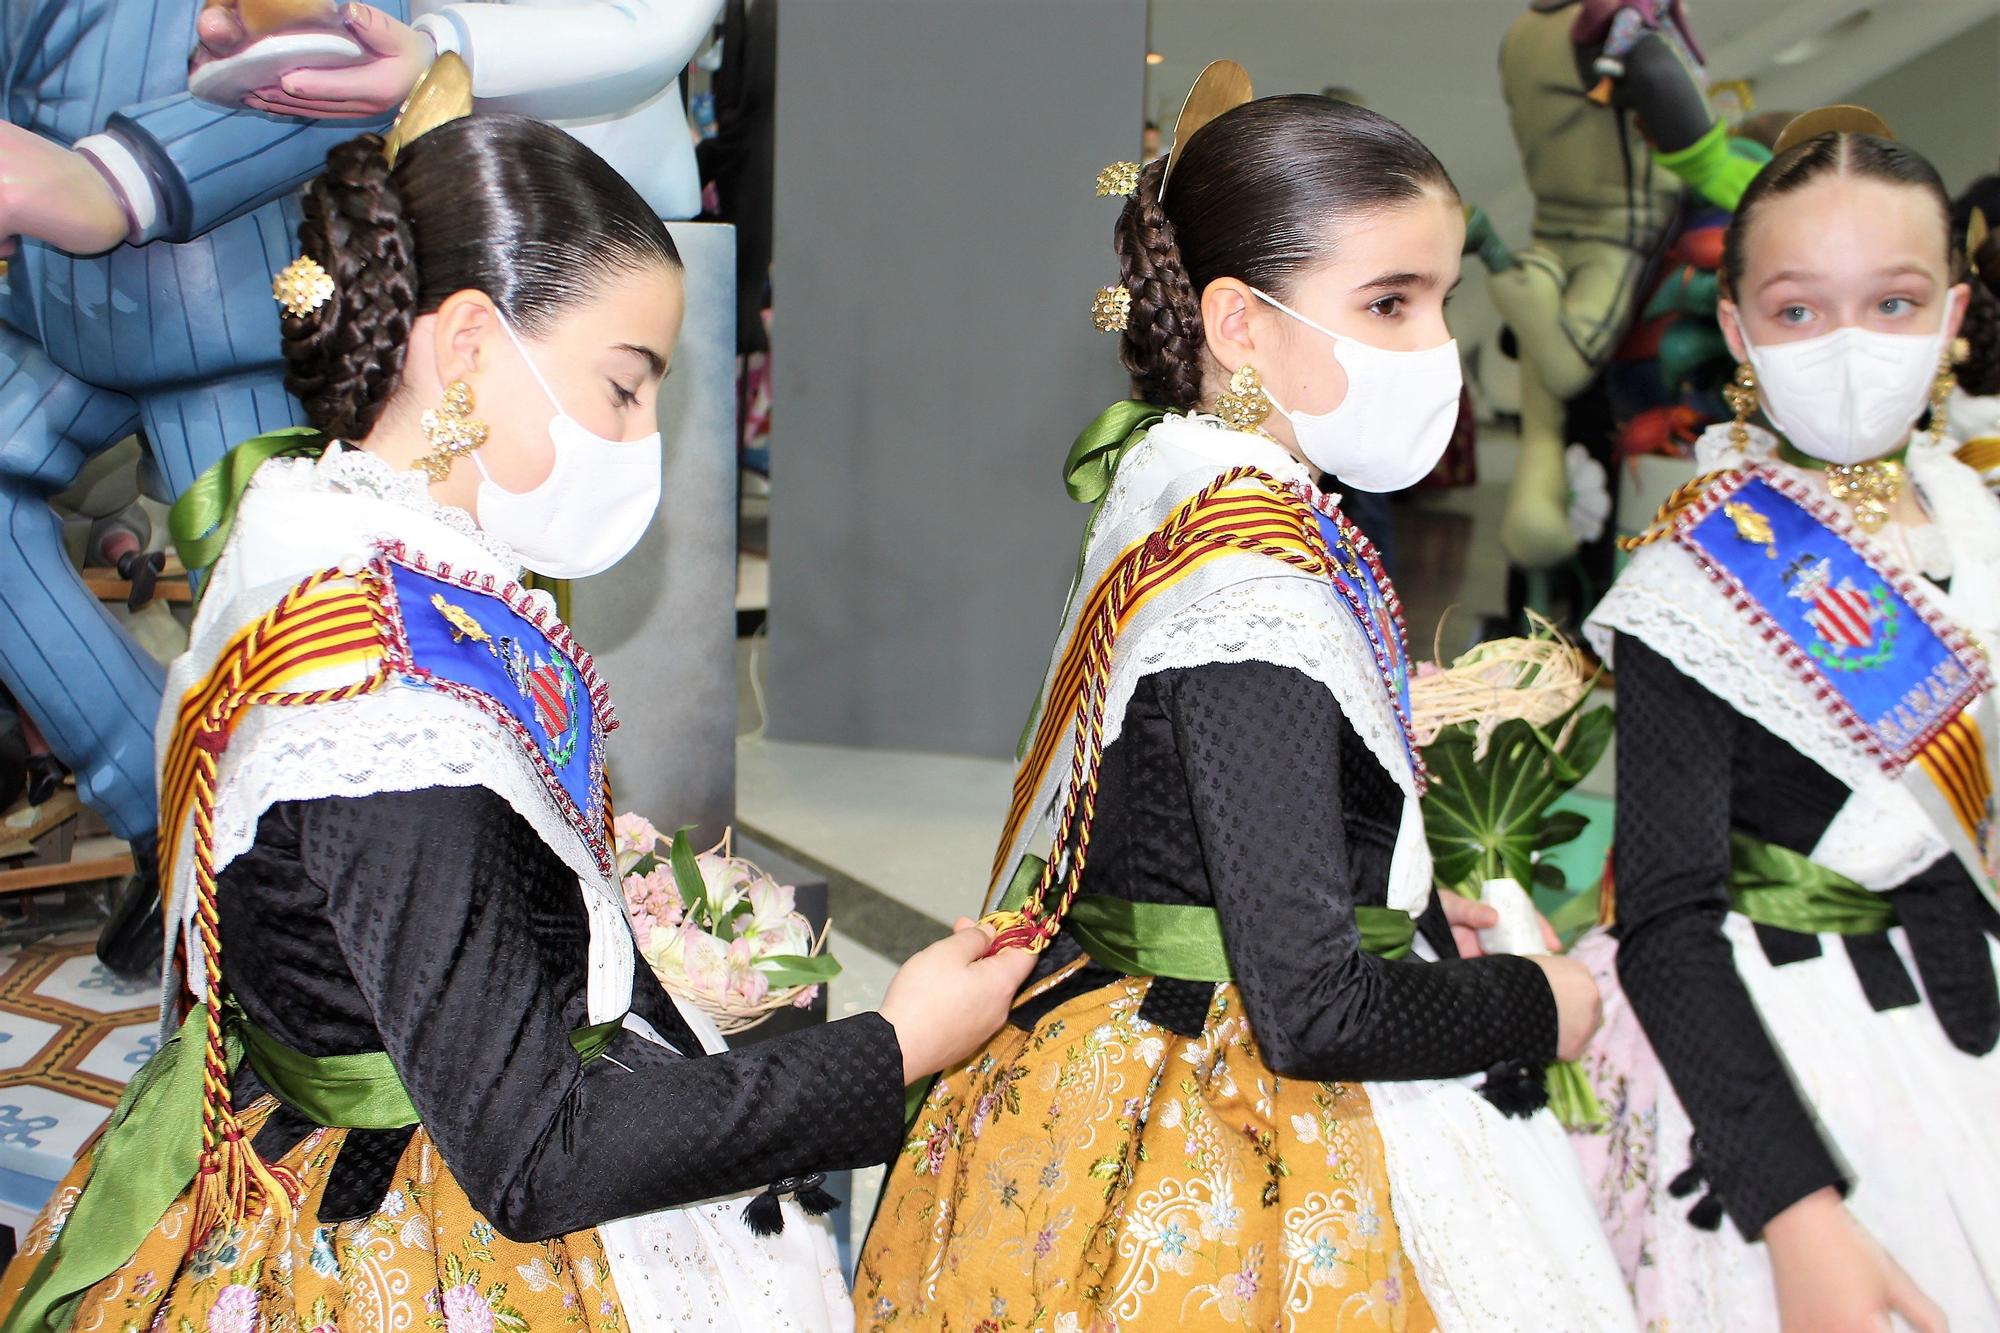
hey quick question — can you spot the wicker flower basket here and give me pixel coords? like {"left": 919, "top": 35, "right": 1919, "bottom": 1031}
{"left": 615, "top": 821, "right": 842, "bottom": 1036}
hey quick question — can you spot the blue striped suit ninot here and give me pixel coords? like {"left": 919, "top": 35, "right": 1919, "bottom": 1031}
{"left": 0, "top": 0, "right": 402, "bottom": 840}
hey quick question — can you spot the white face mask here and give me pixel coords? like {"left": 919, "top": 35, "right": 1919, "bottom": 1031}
{"left": 1736, "top": 291, "right": 1956, "bottom": 466}
{"left": 1249, "top": 288, "right": 1463, "bottom": 492}
{"left": 475, "top": 317, "right": 664, "bottom": 579}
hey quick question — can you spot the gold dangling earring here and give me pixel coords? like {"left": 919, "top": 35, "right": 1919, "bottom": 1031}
{"left": 1928, "top": 337, "right": 1967, "bottom": 445}
{"left": 1722, "top": 362, "right": 1758, "bottom": 451}
{"left": 1214, "top": 364, "right": 1272, "bottom": 434}
{"left": 415, "top": 380, "right": 490, "bottom": 482}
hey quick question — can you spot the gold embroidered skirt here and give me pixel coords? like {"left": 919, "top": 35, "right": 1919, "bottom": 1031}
{"left": 1, "top": 1097, "right": 629, "bottom": 1333}
{"left": 855, "top": 963, "right": 1435, "bottom": 1331}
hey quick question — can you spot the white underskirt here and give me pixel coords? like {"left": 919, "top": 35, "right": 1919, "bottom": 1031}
{"left": 1577, "top": 917, "right": 2000, "bottom": 1331}
{"left": 596, "top": 1003, "right": 858, "bottom": 1331}
{"left": 1367, "top": 935, "right": 1639, "bottom": 1331}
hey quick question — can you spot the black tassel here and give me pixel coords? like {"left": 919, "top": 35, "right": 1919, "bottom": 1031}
{"left": 742, "top": 1188, "right": 786, "bottom": 1237}
{"left": 1478, "top": 1059, "right": 1548, "bottom": 1118}
{"left": 1687, "top": 1193, "right": 1725, "bottom": 1231}
{"left": 1669, "top": 1135, "right": 1723, "bottom": 1229}
{"left": 797, "top": 1176, "right": 841, "bottom": 1217}
{"left": 741, "top": 1174, "right": 839, "bottom": 1236}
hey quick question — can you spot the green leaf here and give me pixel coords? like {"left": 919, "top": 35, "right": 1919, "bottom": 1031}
{"left": 629, "top": 851, "right": 658, "bottom": 879}
{"left": 1419, "top": 698, "right": 1615, "bottom": 899}
{"left": 1544, "top": 882, "right": 1604, "bottom": 947}
{"left": 1531, "top": 859, "right": 1567, "bottom": 893}
{"left": 668, "top": 827, "right": 707, "bottom": 916}
{"left": 758, "top": 953, "right": 844, "bottom": 986}
{"left": 1535, "top": 809, "right": 1589, "bottom": 851}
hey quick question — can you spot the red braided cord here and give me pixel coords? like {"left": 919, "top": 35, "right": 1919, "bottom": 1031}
{"left": 185, "top": 568, "right": 390, "bottom": 1243}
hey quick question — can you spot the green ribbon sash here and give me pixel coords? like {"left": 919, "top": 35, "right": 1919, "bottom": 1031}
{"left": 169, "top": 427, "right": 328, "bottom": 573}
{"left": 1774, "top": 437, "right": 1909, "bottom": 475}
{"left": 1728, "top": 831, "right": 1897, "bottom": 935}
{"left": 2, "top": 1007, "right": 621, "bottom": 1332}
{"left": 1064, "top": 400, "right": 1168, "bottom": 507}
{"left": 1065, "top": 893, "right": 1416, "bottom": 981}
{"left": 236, "top": 1013, "right": 622, "bottom": 1130}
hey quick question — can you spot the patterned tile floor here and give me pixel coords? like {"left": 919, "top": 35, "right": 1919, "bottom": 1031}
{"left": 0, "top": 930, "right": 155, "bottom": 1233}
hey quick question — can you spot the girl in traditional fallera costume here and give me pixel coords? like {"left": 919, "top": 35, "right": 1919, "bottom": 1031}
{"left": 856, "top": 67, "right": 1634, "bottom": 1333}
{"left": 1576, "top": 108, "right": 2000, "bottom": 1331}
{"left": 0, "top": 67, "right": 1034, "bottom": 1333}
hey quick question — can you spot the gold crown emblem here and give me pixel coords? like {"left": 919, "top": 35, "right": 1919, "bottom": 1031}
{"left": 272, "top": 255, "right": 335, "bottom": 317}
{"left": 1091, "top": 284, "right": 1131, "bottom": 332}
{"left": 1094, "top": 161, "right": 1140, "bottom": 198}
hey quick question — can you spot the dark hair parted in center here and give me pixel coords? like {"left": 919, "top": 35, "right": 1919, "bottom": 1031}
{"left": 1112, "top": 95, "right": 1458, "bottom": 410}
{"left": 1722, "top": 130, "right": 2000, "bottom": 395}
{"left": 282, "top": 114, "right": 682, "bottom": 442}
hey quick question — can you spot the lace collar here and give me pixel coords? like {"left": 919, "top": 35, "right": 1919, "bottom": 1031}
{"left": 1146, "top": 411, "right": 1318, "bottom": 491}
{"left": 257, "top": 442, "right": 519, "bottom": 570}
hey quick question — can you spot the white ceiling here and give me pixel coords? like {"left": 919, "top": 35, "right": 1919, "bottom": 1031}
{"left": 1145, "top": 0, "right": 2000, "bottom": 223}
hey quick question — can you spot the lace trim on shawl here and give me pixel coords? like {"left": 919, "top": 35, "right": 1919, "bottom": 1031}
{"left": 158, "top": 451, "right": 633, "bottom": 1022}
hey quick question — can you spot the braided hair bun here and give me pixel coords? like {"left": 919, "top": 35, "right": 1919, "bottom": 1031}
{"left": 280, "top": 114, "right": 683, "bottom": 442}
{"left": 282, "top": 133, "right": 416, "bottom": 442}
{"left": 1114, "top": 157, "right": 1204, "bottom": 410}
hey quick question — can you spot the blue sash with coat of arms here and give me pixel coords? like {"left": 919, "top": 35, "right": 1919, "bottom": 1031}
{"left": 1677, "top": 468, "right": 1999, "bottom": 898}
{"left": 376, "top": 549, "right": 616, "bottom": 873}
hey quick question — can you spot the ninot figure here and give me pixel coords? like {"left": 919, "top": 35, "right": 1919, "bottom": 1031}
{"left": 189, "top": 0, "right": 725, "bottom": 220}
{"left": 0, "top": 0, "right": 413, "bottom": 948}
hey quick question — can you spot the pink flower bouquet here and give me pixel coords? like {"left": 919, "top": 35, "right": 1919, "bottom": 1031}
{"left": 614, "top": 815, "right": 840, "bottom": 1034}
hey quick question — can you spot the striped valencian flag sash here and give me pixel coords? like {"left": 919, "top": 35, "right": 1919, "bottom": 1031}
{"left": 157, "top": 575, "right": 388, "bottom": 892}
{"left": 156, "top": 565, "right": 393, "bottom": 1242}
{"left": 1670, "top": 465, "right": 2000, "bottom": 903}
{"left": 983, "top": 468, "right": 1334, "bottom": 952}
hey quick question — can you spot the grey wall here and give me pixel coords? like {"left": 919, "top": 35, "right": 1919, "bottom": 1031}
{"left": 569, "top": 222, "right": 738, "bottom": 844}
{"left": 1849, "top": 15, "right": 2000, "bottom": 195}
{"left": 764, "top": 0, "right": 1143, "bottom": 757}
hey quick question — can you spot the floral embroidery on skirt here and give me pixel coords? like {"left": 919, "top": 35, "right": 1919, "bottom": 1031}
{"left": 0, "top": 1097, "right": 628, "bottom": 1333}
{"left": 856, "top": 963, "right": 1435, "bottom": 1331}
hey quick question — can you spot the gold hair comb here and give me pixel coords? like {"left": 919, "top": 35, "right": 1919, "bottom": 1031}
{"left": 1772, "top": 104, "right": 1894, "bottom": 156}
{"left": 272, "top": 254, "right": 335, "bottom": 316}
{"left": 1160, "top": 60, "right": 1253, "bottom": 198}
{"left": 384, "top": 51, "right": 474, "bottom": 166}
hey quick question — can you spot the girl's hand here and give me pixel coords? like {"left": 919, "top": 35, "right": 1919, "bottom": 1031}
{"left": 878, "top": 918, "right": 1035, "bottom": 1084}
{"left": 1441, "top": 889, "right": 1562, "bottom": 956}
{"left": 1766, "top": 1189, "right": 1947, "bottom": 1333}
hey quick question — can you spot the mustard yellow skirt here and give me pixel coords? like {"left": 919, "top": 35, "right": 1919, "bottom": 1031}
{"left": 855, "top": 962, "right": 1435, "bottom": 1332}
{"left": 1, "top": 1097, "right": 629, "bottom": 1332}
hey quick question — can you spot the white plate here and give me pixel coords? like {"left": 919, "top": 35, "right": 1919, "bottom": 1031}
{"left": 188, "top": 31, "right": 367, "bottom": 107}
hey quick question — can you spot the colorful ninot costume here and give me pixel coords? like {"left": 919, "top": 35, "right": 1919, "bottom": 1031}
{"left": 1478, "top": 0, "right": 1737, "bottom": 576}
{"left": 0, "top": 444, "right": 906, "bottom": 1332}
{"left": 855, "top": 410, "right": 1636, "bottom": 1332}
{"left": 1571, "top": 423, "right": 2000, "bottom": 1328}
{"left": 0, "top": 0, "right": 411, "bottom": 861}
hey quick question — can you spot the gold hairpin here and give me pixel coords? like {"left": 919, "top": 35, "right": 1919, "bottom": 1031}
{"left": 1095, "top": 161, "right": 1140, "bottom": 198}
{"left": 384, "top": 52, "right": 474, "bottom": 166}
{"left": 1773, "top": 104, "right": 1895, "bottom": 156}
{"left": 1092, "top": 284, "right": 1131, "bottom": 332}
{"left": 272, "top": 254, "right": 335, "bottom": 317}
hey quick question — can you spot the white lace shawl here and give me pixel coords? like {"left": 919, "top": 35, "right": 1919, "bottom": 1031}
{"left": 1592, "top": 423, "right": 2000, "bottom": 888}
{"left": 157, "top": 446, "right": 638, "bottom": 1026}
{"left": 999, "top": 414, "right": 1433, "bottom": 916}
